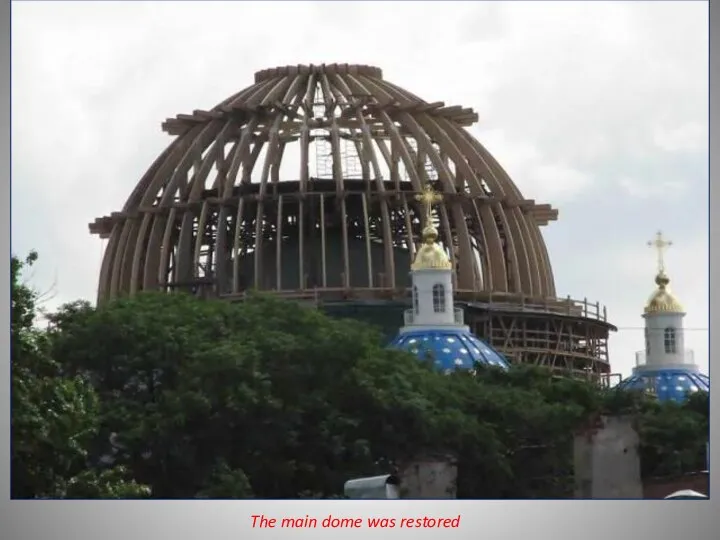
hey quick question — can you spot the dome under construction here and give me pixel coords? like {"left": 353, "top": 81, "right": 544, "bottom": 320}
{"left": 89, "top": 63, "right": 617, "bottom": 379}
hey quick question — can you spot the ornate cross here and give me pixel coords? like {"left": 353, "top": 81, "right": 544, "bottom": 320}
{"left": 648, "top": 231, "right": 672, "bottom": 273}
{"left": 415, "top": 183, "right": 442, "bottom": 225}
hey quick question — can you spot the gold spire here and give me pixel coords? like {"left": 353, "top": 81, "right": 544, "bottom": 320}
{"left": 644, "top": 231, "right": 683, "bottom": 314}
{"left": 411, "top": 183, "right": 452, "bottom": 271}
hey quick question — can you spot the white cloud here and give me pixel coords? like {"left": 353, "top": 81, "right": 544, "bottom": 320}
{"left": 653, "top": 122, "right": 708, "bottom": 153}
{"left": 531, "top": 164, "right": 593, "bottom": 200}
{"left": 616, "top": 176, "right": 687, "bottom": 199}
{"left": 478, "top": 129, "right": 593, "bottom": 202}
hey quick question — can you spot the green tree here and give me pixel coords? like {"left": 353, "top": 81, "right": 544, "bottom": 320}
{"left": 46, "top": 291, "right": 609, "bottom": 498}
{"left": 43, "top": 287, "right": 708, "bottom": 498}
{"left": 11, "top": 253, "right": 149, "bottom": 498}
{"left": 636, "top": 391, "right": 709, "bottom": 478}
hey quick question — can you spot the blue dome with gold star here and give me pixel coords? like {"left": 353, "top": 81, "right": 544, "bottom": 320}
{"left": 617, "top": 368, "right": 709, "bottom": 402}
{"left": 389, "top": 329, "right": 509, "bottom": 372}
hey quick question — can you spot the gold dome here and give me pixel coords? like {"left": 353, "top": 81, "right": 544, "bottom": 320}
{"left": 644, "top": 272, "right": 684, "bottom": 314}
{"left": 411, "top": 225, "right": 452, "bottom": 271}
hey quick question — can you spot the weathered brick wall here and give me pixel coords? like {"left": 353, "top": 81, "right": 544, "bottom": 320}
{"left": 398, "top": 456, "right": 458, "bottom": 499}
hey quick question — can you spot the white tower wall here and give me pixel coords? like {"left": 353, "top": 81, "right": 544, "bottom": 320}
{"left": 642, "top": 311, "right": 687, "bottom": 368}
{"left": 411, "top": 269, "right": 455, "bottom": 326}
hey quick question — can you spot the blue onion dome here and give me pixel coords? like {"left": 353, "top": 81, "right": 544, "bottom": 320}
{"left": 389, "top": 329, "right": 510, "bottom": 372}
{"left": 617, "top": 368, "right": 709, "bottom": 402}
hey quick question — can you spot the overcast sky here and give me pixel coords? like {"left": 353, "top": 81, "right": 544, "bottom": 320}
{"left": 11, "top": 1, "right": 708, "bottom": 377}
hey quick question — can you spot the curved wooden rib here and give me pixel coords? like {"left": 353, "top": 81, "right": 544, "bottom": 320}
{"left": 91, "top": 64, "right": 561, "bottom": 303}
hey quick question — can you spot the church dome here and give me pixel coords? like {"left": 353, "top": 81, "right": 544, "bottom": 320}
{"left": 619, "top": 231, "right": 707, "bottom": 403}
{"left": 617, "top": 368, "right": 709, "bottom": 402}
{"left": 389, "top": 329, "right": 509, "bottom": 372}
{"left": 90, "top": 63, "right": 560, "bottom": 303}
{"left": 411, "top": 226, "right": 452, "bottom": 271}
{"left": 644, "top": 272, "right": 684, "bottom": 315}
{"left": 389, "top": 183, "right": 510, "bottom": 373}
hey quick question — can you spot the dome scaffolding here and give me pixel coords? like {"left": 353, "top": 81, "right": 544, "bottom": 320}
{"left": 89, "top": 63, "right": 616, "bottom": 378}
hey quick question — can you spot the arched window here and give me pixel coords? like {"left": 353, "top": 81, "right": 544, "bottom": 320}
{"left": 432, "top": 283, "right": 446, "bottom": 313}
{"left": 664, "top": 327, "right": 677, "bottom": 354}
{"left": 645, "top": 327, "right": 650, "bottom": 355}
{"left": 412, "top": 286, "right": 419, "bottom": 315}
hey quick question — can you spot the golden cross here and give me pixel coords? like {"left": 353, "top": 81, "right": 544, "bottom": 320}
{"left": 415, "top": 183, "right": 442, "bottom": 225}
{"left": 647, "top": 231, "right": 672, "bottom": 273}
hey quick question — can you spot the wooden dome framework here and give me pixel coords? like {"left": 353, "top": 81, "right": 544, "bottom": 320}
{"left": 90, "top": 63, "right": 616, "bottom": 378}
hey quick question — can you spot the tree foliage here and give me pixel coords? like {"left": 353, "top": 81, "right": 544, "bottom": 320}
{"left": 12, "top": 254, "right": 709, "bottom": 498}
{"left": 11, "top": 253, "right": 149, "bottom": 498}
{"left": 636, "top": 390, "right": 708, "bottom": 478}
